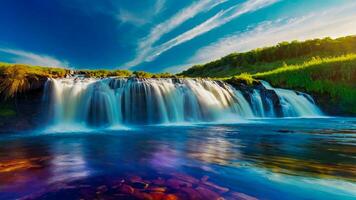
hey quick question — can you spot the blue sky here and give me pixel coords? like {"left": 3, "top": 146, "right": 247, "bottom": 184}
{"left": 0, "top": 0, "right": 355, "bottom": 73}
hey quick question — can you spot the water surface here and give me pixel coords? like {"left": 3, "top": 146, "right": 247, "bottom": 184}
{"left": 0, "top": 118, "right": 355, "bottom": 199}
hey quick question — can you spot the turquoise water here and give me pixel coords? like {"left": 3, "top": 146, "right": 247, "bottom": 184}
{"left": 0, "top": 118, "right": 355, "bottom": 199}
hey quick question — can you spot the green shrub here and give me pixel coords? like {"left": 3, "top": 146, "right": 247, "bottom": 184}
{"left": 133, "top": 71, "right": 154, "bottom": 78}
{"left": 230, "top": 73, "right": 258, "bottom": 85}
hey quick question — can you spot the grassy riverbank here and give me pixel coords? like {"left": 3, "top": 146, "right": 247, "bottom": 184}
{"left": 220, "top": 54, "right": 356, "bottom": 115}
{"left": 180, "top": 36, "right": 356, "bottom": 115}
{"left": 0, "top": 62, "right": 69, "bottom": 99}
{"left": 0, "top": 62, "right": 179, "bottom": 99}
{"left": 254, "top": 55, "right": 356, "bottom": 115}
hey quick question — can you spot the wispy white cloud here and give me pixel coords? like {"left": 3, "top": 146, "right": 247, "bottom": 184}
{"left": 117, "top": 8, "right": 150, "bottom": 26}
{"left": 0, "top": 48, "right": 68, "bottom": 67}
{"left": 150, "top": 0, "right": 279, "bottom": 60}
{"left": 187, "top": 3, "right": 356, "bottom": 65}
{"left": 125, "top": 0, "right": 278, "bottom": 67}
{"left": 125, "top": 0, "right": 228, "bottom": 67}
{"left": 117, "top": 0, "right": 167, "bottom": 26}
{"left": 153, "top": 0, "right": 166, "bottom": 15}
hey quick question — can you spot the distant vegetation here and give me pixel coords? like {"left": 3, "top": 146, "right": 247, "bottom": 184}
{"left": 133, "top": 71, "right": 178, "bottom": 78}
{"left": 78, "top": 69, "right": 133, "bottom": 78}
{"left": 180, "top": 36, "right": 356, "bottom": 115}
{"left": 180, "top": 36, "right": 356, "bottom": 77}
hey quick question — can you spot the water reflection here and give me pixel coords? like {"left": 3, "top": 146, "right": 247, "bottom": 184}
{"left": 49, "top": 141, "right": 90, "bottom": 183}
{"left": 147, "top": 143, "right": 181, "bottom": 169}
{"left": 180, "top": 123, "right": 356, "bottom": 182}
{"left": 0, "top": 118, "right": 355, "bottom": 199}
{"left": 186, "top": 127, "right": 242, "bottom": 166}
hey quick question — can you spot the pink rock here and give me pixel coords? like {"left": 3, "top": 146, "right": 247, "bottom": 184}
{"left": 133, "top": 190, "right": 153, "bottom": 200}
{"left": 119, "top": 184, "right": 135, "bottom": 194}
{"left": 171, "top": 173, "right": 200, "bottom": 184}
{"left": 181, "top": 187, "right": 202, "bottom": 199}
{"left": 148, "top": 186, "right": 166, "bottom": 193}
{"left": 129, "top": 175, "right": 143, "bottom": 182}
{"left": 166, "top": 178, "right": 192, "bottom": 189}
{"left": 196, "top": 186, "right": 221, "bottom": 200}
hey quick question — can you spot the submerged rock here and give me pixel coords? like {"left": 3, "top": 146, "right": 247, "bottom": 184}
{"left": 132, "top": 181, "right": 149, "bottom": 190}
{"left": 119, "top": 184, "right": 135, "bottom": 194}
{"left": 277, "top": 129, "right": 295, "bottom": 133}
{"left": 163, "top": 194, "right": 179, "bottom": 200}
{"left": 14, "top": 171, "right": 259, "bottom": 200}
{"left": 195, "top": 186, "right": 221, "bottom": 200}
{"left": 166, "top": 178, "right": 192, "bottom": 189}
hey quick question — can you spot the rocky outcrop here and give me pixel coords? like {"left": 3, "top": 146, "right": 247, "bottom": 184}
{"left": 226, "top": 78, "right": 284, "bottom": 117}
{"left": 0, "top": 78, "right": 47, "bottom": 133}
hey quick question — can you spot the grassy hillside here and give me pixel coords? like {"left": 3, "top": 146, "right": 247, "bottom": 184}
{"left": 255, "top": 54, "right": 356, "bottom": 115}
{"left": 180, "top": 36, "right": 356, "bottom": 115}
{"left": 0, "top": 62, "right": 69, "bottom": 99}
{"left": 180, "top": 36, "right": 356, "bottom": 78}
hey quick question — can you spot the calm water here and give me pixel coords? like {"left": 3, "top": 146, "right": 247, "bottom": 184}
{"left": 0, "top": 118, "right": 355, "bottom": 200}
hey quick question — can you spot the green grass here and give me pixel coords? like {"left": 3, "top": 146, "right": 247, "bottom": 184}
{"left": 217, "top": 54, "right": 356, "bottom": 115}
{"left": 179, "top": 35, "right": 356, "bottom": 115}
{"left": 181, "top": 57, "right": 317, "bottom": 78}
{"left": 180, "top": 36, "right": 356, "bottom": 78}
{"left": 0, "top": 62, "right": 179, "bottom": 99}
{"left": 254, "top": 54, "right": 356, "bottom": 78}
{"left": 254, "top": 54, "right": 356, "bottom": 114}
{"left": 225, "top": 73, "right": 259, "bottom": 86}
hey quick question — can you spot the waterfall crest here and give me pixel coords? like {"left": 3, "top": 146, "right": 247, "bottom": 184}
{"left": 42, "top": 77, "right": 322, "bottom": 127}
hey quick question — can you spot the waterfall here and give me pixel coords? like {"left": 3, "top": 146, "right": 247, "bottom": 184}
{"left": 42, "top": 77, "right": 322, "bottom": 128}
{"left": 260, "top": 81, "right": 323, "bottom": 117}
{"left": 250, "top": 90, "right": 265, "bottom": 117}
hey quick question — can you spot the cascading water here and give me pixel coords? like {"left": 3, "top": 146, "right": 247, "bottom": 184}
{"left": 260, "top": 81, "right": 323, "bottom": 117}
{"left": 250, "top": 90, "right": 265, "bottom": 117}
{"left": 42, "top": 77, "right": 322, "bottom": 128}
